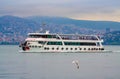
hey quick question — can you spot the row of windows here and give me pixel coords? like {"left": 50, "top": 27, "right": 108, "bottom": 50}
{"left": 29, "top": 45, "right": 104, "bottom": 51}
{"left": 64, "top": 42, "right": 96, "bottom": 46}
{"left": 44, "top": 47, "right": 104, "bottom": 50}
{"left": 47, "top": 42, "right": 62, "bottom": 45}
{"left": 38, "top": 41, "right": 97, "bottom": 46}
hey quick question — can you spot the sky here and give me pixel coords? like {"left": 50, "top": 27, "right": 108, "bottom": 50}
{"left": 0, "top": 0, "right": 120, "bottom": 22}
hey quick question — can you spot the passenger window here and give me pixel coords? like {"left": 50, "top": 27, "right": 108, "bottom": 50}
{"left": 79, "top": 48, "right": 82, "bottom": 50}
{"left": 66, "top": 48, "right": 68, "bottom": 50}
{"left": 61, "top": 48, "right": 64, "bottom": 50}
{"left": 52, "top": 48, "right": 54, "bottom": 50}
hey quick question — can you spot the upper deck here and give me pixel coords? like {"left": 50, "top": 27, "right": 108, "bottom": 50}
{"left": 27, "top": 33, "right": 102, "bottom": 41}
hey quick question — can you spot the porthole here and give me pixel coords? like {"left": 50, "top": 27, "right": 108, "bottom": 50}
{"left": 66, "top": 48, "right": 68, "bottom": 50}
{"left": 84, "top": 48, "right": 86, "bottom": 50}
{"left": 101, "top": 48, "right": 104, "bottom": 50}
{"left": 79, "top": 48, "right": 82, "bottom": 50}
{"left": 44, "top": 47, "right": 47, "bottom": 50}
{"left": 61, "top": 48, "right": 64, "bottom": 50}
{"left": 75, "top": 48, "right": 77, "bottom": 50}
{"left": 47, "top": 48, "right": 49, "bottom": 50}
{"left": 71, "top": 48, "right": 73, "bottom": 50}
{"left": 52, "top": 48, "right": 54, "bottom": 50}
{"left": 27, "top": 43, "right": 30, "bottom": 44}
{"left": 56, "top": 48, "right": 59, "bottom": 50}
{"left": 88, "top": 48, "right": 90, "bottom": 50}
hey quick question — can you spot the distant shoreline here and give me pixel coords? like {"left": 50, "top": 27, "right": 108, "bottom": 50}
{"left": 0, "top": 44, "right": 120, "bottom": 45}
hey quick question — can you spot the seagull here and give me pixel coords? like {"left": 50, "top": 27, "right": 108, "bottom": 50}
{"left": 72, "top": 60, "right": 79, "bottom": 69}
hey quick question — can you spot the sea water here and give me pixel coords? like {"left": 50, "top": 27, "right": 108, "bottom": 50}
{"left": 0, "top": 45, "right": 120, "bottom": 79}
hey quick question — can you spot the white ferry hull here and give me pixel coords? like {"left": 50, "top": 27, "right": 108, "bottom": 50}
{"left": 19, "top": 32, "right": 108, "bottom": 53}
{"left": 19, "top": 45, "right": 109, "bottom": 53}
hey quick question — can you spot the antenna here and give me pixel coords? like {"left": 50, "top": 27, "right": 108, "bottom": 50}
{"left": 38, "top": 22, "right": 46, "bottom": 33}
{"left": 41, "top": 22, "right": 50, "bottom": 33}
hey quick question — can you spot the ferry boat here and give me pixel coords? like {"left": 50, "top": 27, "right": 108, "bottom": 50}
{"left": 19, "top": 31, "right": 105, "bottom": 53}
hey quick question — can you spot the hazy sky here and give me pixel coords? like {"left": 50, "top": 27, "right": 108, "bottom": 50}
{"left": 0, "top": 0, "right": 120, "bottom": 21}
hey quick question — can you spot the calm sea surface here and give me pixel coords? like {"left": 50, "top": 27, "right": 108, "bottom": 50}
{"left": 0, "top": 45, "right": 120, "bottom": 79}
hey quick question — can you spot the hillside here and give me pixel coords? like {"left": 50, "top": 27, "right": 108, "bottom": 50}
{"left": 103, "top": 31, "right": 120, "bottom": 45}
{"left": 0, "top": 15, "right": 40, "bottom": 35}
{"left": 0, "top": 15, "right": 40, "bottom": 44}
{"left": 0, "top": 15, "right": 120, "bottom": 45}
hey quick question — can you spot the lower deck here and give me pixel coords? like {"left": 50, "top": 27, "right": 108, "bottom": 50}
{"left": 20, "top": 45, "right": 104, "bottom": 53}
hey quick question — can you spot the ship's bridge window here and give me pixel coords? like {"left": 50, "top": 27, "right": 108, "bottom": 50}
{"left": 38, "top": 41, "right": 46, "bottom": 45}
{"left": 47, "top": 41, "right": 62, "bottom": 45}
